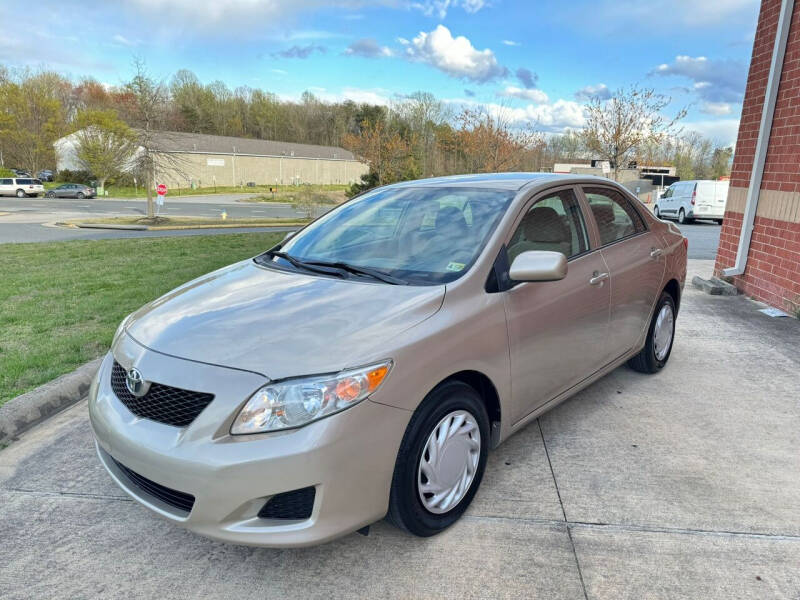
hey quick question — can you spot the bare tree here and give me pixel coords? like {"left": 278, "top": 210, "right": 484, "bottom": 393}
{"left": 124, "top": 59, "right": 187, "bottom": 219}
{"left": 582, "top": 86, "right": 686, "bottom": 180}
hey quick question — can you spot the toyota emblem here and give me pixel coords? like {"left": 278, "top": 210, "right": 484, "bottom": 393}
{"left": 125, "top": 368, "right": 150, "bottom": 397}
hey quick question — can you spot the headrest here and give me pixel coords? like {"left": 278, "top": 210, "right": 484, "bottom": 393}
{"left": 525, "top": 206, "right": 567, "bottom": 243}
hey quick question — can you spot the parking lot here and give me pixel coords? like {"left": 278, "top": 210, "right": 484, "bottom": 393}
{"left": 1, "top": 259, "right": 799, "bottom": 600}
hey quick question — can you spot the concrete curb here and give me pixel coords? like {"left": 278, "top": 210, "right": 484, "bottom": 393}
{"left": 75, "top": 223, "right": 148, "bottom": 231}
{"left": 0, "top": 358, "right": 102, "bottom": 445}
{"left": 691, "top": 275, "right": 739, "bottom": 296}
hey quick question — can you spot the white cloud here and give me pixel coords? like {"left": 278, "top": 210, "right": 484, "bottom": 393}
{"left": 345, "top": 38, "right": 394, "bottom": 58}
{"left": 558, "top": 0, "right": 758, "bottom": 32}
{"left": 700, "top": 101, "right": 733, "bottom": 116}
{"left": 498, "top": 86, "right": 549, "bottom": 104}
{"left": 397, "top": 37, "right": 410, "bottom": 45}
{"left": 502, "top": 40, "right": 520, "bottom": 46}
{"left": 445, "top": 97, "right": 586, "bottom": 132}
{"left": 406, "top": 25, "right": 507, "bottom": 83}
{"left": 411, "top": 0, "right": 488, "bottom": 18}
{"left": 122, "top": 0, "right": 371, "bottom": 29}
{"left": 653, "top": 55, "right": 746, "bottom": 103}
{"left": 574, "top": 83, "right": 611, "bottom": 101}
{"left": 682, "top": 118, "right": 741, "bottom": 146}
{"left": 113, "top": 34, "right": 140, "bottom": 47}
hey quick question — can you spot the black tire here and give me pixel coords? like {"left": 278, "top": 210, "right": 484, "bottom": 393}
{"left": 77, "top": 192, "right": 85, "bottom": 199}
{"left": 628, "top": 291, "right": 676, "bottom": 374}
{"left": 15, "top": 189, "right": 25, "bottom": 198}
{"left": 654, "top": 206, "right": 661, "bottom": 219}
{"left": 387, "top": 380, "right": 489, "bottom": 537}
{"left": 46, "top": 191, "right": 56, "bottom": 198}
{"left": 715, "top": 219, "right": 723, "bottom": 225}
{"left": 678, "top": 208, "right": 693, "bottom": 225}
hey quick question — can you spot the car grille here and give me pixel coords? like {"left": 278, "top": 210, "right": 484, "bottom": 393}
{"left": 110, "top": 361, "right": 214, "bottom": 428}
{"left": 258, "top": 487, "right": 316, "bottom": 520}
{"left": 110, "top": 455, "right": 195, "bottom": 514}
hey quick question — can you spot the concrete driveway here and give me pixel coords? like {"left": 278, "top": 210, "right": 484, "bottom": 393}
{"left": 1, "top": 260, "right": 799, "bottom": 599}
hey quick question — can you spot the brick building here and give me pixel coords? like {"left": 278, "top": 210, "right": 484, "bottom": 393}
{"left": 715, "top": 0, "right": 800, "bottom": 313}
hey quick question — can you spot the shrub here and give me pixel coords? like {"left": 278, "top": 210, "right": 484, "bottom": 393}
{"left": 56, "top": 169, "right": 94, "bottom": 185}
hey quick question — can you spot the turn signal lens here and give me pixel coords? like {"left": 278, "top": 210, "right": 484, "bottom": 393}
{"left": 231, "top": 361, "right": 393, "bottom": 434}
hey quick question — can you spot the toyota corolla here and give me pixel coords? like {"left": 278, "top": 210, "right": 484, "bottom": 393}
{"left": 89, "top": 173, "right": 687, "bottom": 547}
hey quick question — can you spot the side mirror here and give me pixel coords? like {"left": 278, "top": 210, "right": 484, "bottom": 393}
{"left": 509, "top": 250, "right": 568, "bottom": 282}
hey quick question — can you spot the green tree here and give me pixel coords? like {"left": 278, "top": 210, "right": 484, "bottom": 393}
{"left": 0, "top": 70, "right": 66, "bottom": 173}
{"left": 72, "top": 109, "right": 137, "bottom": 192}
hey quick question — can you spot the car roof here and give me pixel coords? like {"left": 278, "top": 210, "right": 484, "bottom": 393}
{"left": 386, "top": 172, "right": 613, "bottom": 191}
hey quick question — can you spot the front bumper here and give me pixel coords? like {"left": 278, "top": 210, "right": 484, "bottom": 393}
{"left": 89, "top": 337, "right": 411, "bottom": 547}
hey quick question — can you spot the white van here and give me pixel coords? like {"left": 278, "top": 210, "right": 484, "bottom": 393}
{"left": 654, "top": 180, "right": 729, "bottom": 224}
{"left": 0, "top": 177, "right": 45, "bottom": 198}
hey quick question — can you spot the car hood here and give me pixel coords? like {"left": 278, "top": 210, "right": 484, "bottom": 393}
{"left": 125, "top": 259, "right": 445, "bottom": 379}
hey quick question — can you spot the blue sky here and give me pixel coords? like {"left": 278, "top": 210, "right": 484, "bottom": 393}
{"left": 1, "top": 0, "right": 760, "bottom": 145}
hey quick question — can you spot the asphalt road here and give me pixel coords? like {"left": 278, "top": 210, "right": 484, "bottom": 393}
{"left": 1, "top": 196, "right": 724, "bottom": 257}
{"left": 0, "top": 194, "right": 305, "bottom": 221}
{"left": 672, "top": 220, "right": 723, "bottom": 260}
{"left": 2, "top": 260, "right": 799, "bottom": 599}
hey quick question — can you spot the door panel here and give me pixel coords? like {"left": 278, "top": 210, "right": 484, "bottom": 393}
{"left": 581, "top": 185, "right": 665, "bottom": 358}
{"left": 504, "top": 251, "right": 611, "bottom": 422}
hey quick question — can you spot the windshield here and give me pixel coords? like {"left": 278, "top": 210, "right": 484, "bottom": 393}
{"left": 265, "top": 186, "right": 514, "bottom": 285}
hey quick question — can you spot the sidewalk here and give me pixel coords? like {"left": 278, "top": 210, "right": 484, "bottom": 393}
{"left": 1, "top": 260, "right": 798, "bottom": 599}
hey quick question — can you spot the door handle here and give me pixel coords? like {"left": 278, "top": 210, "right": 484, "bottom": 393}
{"left": 650, "top": 247, "right": 663, "bottom": 259}
{"left": 589, "top": 271, "right": 609, "bottom": 285}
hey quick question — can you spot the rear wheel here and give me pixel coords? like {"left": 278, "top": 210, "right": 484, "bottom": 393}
{"left": 678, "top": 208, "right": 693, "bottom": 224}
{"left": 654, "top": 205, "right": 661, "bottom": 219}
{"left": 387, "top": 381, "right": 489, "bottom": 537}
{"left": 15, "top": 189, "right": 25, "bottom": 198}
{"left": 77, "top": 192, "right": 85, "bottom": 199}
{"left": 46, "top": 191, "right": 56, "bottom": 198}
{"left": 628, "top": 291, "right": 676, "bottom": 374}
{"left": 715, "top": 219, "right": 723, "bottom": 225}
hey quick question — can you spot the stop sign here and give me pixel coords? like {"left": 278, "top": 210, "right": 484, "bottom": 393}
{"left": 156, "top": 183, "right": 168, "bottom": 196}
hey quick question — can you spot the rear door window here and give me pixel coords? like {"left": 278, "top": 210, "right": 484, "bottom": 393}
{"left": 583, "top": 187, "right": 647, "bottom": 246}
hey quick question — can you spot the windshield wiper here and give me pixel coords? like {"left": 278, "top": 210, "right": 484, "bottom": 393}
{"left": 262, "top": 250, "right": 347, "bottom": 278}
{"left": 304, "top": 260, "right": 407, "bottom": 285}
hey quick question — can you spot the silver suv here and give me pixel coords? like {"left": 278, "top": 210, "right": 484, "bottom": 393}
{"left": 0, "top": 177, "right": 45, "bottom": 197}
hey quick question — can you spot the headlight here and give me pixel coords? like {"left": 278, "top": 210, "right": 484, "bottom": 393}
{"left": 231, "top": 361, "right": 392, "bottom": 435}
{"left": 112, "top": 313, "right": 133, "bottom": 345}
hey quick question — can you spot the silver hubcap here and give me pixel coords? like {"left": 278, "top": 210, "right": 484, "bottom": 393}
{"left": 417, "top": 410, "right": 481, "bottom": 514}
{"left": 653, "top": 303, "right": 675, "bottom": 361}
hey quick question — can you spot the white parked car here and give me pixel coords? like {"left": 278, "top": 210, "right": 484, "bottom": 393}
{"left": 653, "top": 180, "right": 729, "bottom": 225}
{"left": 0, "top": 177, "right": 45, "bottom": 198}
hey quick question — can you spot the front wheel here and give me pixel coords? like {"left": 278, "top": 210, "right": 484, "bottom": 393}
{"left": 387, "top": 381, "right": 489, "bottom": 537}
{"left": 628, "top": 291, "right": 676, "bottom": 374}
{"left": 46, "top": 191, "right": 56, "bottom": 198}
{"left": 76, "top": 192, "right": 85, "bottom": 199}
{"left": 715, "top": 219, "right": 723, "bottom": 225}
{"left": 15, "top": 189, "right": 25, "bottom": 198}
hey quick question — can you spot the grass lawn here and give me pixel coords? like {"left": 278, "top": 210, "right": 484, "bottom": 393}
{"left": 0, "top": 232, "right": 282, "bottom": 406}
{"left": 44, "top": 182, "right": 348, "bottom": 200}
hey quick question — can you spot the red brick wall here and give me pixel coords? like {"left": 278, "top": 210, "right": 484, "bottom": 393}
{"left": 715, "top": 0, "right": 800, "bottom": 313}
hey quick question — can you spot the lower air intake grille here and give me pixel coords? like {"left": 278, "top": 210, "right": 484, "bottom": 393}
{"left": 110, "top": 361, "right": 214, "bottom": 427}
{"left": 258, "top": 487, "right": 316, "bottom": 520}
{"left": 111, "top": 456, "right": 195, "bottom": 514}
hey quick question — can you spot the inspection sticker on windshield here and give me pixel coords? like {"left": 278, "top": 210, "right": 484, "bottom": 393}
{"left": 446, "top": 262, "right": 465, "bottom": 272}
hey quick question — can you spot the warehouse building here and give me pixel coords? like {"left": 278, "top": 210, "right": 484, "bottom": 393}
{"left": 714, "top": 0, "right": 800, "bottom": 313}
{"left": 54, "top": 130, "right": 369, "bottom": 188}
